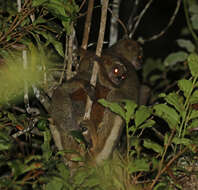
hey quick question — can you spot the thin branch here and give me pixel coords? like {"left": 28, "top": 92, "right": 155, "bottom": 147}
{"left": 77, "top": 5, "right": 102, "bottom": 20}
{"left": 128, "top": 0, "right": 139, "bottom": 33}
{"left": 108, "top": 0, "right": 120, "bottom": 46}
{"left": 81, "top": 0, "right": 94, "bottom": 50}
{"left": 60, "top": 24, "right": 75, "bottom": 83}
{"left": 130, "top": 0, "right": 153, "bottom": 38}
{"left": 108, "top": 7, "right": 128, "bottom": 37}
{"left": 79, "top": 0, "right": 87, "bottom": 12}
{"left": 83, "top": 0, "right": 109, "bottom": 120}
{"left": 183, "top": 0, "right": 198, "bottom": 47}
{"left": 142, "top": 0, "right": 182, "bottom": 43}
{"left": 148, "top": 146, "right": 188, "bottom": 190}
{"left": 0, "top": 8, "right": 35, "bottom": 44}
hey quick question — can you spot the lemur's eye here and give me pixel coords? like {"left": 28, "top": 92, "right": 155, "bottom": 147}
{"left": 121, "top": 75, "right": 126, "bottom": 80}
{"left": 138, "top": 55, "right": 142, "bottom": 60}
{"left": 114, "top": 68, "right": 119, "bottom": 74}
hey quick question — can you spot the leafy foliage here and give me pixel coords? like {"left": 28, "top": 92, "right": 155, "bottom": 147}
{"left": 99, "top": 52, "right": 198, "bottom": 189}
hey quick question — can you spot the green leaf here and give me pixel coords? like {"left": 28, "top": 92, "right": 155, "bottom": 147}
{"left": 47, "top": 1, "right": 67, "bottom": 17}
{"left": 24, "top": 155, "right": 42, "bottom": 164}
{"left": 153, "top": 182, "right": 167, "bottom": 190}
{"left": 0, "top": 132, "right": 12, "bottom": 151}
{"left": 177, "top": 39, "right": 195, "bottom": 52}
{"left": 74, "top": 170, "right": 90, "bottom": 185}
{"left": 189, "top": 90, "right": 198, "bottom": 104}
{"left": 130, "top": 136, "right": 140, "bottom": 147}
{"left": 172, "top": 137, "right": 192, "bottom": 146}
{"left": 122, "top": 99, "right": 137, "bottom": 124}
{"left": 45, "top": 177, "right": 63, "bottom": 190}
{"left": 135, "top": 106, "right": 151, "bottom": 127}
{"left": 32, "top": 0, "right": 48, "bottom": 7}
{"left": 149, "top": 75, "right": 162, "bottom": 83}
{"left": 98, "top": 99, "right": 125, "bottom": 119}
{"left": 187, "top": 53, "right": 198, "bottom": 77}
{"left": 130, "top": 137, "right": 141, "bottom": 156}
{"left": 178, "top": 79, "right": 193, "bottom": 98}
{"left": 0, "top": 143, "right": 11, "bottom": 151}
{"left": 70, "top": 130, "right": 87, "bottom": 144}
{"left": 129, "top": 158, "right": 150, "bottom": 173}
{"left": 158, "top": 93, "right": 166, "bottom": 98}
{"left": 191, "top": 14, "right": 198, "bottom": 30}
{"left": 71, "top": 156, "right": 84, "bottom": 162}
{"left": 7, "top": 112, "right": 18, "bottom": 125}
{"left": 57, "top": 163, "right": 70, "bottom": 180}
{"left": 8, "top": 160, "right": 42, "bottom": 178}
{"left": 189, "top": 4, "right": 198, "bottom": 14}
{"left": 82, "top": 177, "right": 100, "bottom": 188}
{"left": 37, "top": 119, "right": 48, "bottom": 131}
{"left": 143, "top": 139, "right": 164, "bottom": 155}
{"left": 128, "top": 124, "right": 136, "bottom": 133}
{"left": 41, "top": 129, "right": 52, "bottom": 161}
{"left": 164, "top": 51, "right": 188, "bottom": 66}
{"left": 189, "top": 109, "right": 198, "bottom": 120}
{"left": 153, "top": 104, "right": 180, "bottom": 129}
{"left": 151, "top": 158, "right": 159, "bottom": 170}
{"left": 33, "top": 18, "right": 48, "bottom": 25}
{"left": 139, "top": 119, "right": 156, "bottom": 129}
{"left": 164, "top": 92, "right": 184, "bottom": 113}
{"left": 188, "top": 119, "right": 198, "bottom": 130}
{"left": 142, "top": 58, "right": 164, "bottom": 80}
{"left": 35, "top": 30, "right": 64, "bottom": 57}
{"left": 8, "top": 160, "right": 25, "bottom": 177}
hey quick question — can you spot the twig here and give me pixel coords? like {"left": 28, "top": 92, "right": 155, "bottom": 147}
{"left": 130, "top": 0, "right": 153, "bottom": 38}
{"left": 81, "top": 0, "right": 94, "bottom": 50}
{"left": 148, "top": 146, "right": 188, "bottom": 190}
{"left": 60, "top": 23, "right": 75, "bottom": 83}
{"left": 0, "top": 8, "right": 35, "bottom": 43}
{"left": 127, "top": 0, "right": 139, "bottom": 33}
{"left": 79, "top": 0, "right": 87, "bottom": 12}
{"left": 183, "top": 0, "right": 198, "bottom": 47}
{"left": 108, "top": 7, "right": 128, "bottom": 37}
{"left": 142, "top": 0, "right": 182, "bottom": 43}
{"left": 108, "top": 0, "right": 120, "bottom": 46}
{"left": 83, "top": 0, "right": 109, "bottom": 120}
{"left": 12, "top": 118, "right": 38, "bottom": 138}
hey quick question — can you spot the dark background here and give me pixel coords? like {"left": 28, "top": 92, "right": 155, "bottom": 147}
{"left": 76, "top": 0, "right": 186, "bottom": 59}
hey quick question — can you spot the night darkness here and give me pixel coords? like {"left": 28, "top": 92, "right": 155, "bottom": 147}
{"left": 76, "top": 0, "right": 186, "bottom": 60}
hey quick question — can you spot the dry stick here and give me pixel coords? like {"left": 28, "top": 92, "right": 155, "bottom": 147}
{"left": 79, "top": 0, "right": 87, "bottom": 12}
{"left": 60, "top": 22, "right": 76, "bottom": 83}
{"left": 143, "top": 0, "right": 181, "bottom": 43}
{"left": 81, "top": 0, "right": 94, "bottom": 50}
{"left": 64, "top": 0, "right": 94, "bottom": 82}
{"left": 108, "top": 7, "right": 128, "bottom": 37}
{"left": 127, "top": 0, "right": 139, "bottom": 33}
{"left": 83, "top": 0, "right": 109, "bottom": 120}
{"left": 130, "top": 0, "right": 153, "bottom": 39}
{"left": 148, "top": 146, "right": 188, "bottom": 190}
{"left": 108, "top": 0, "right": 120, "bottom": 46}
